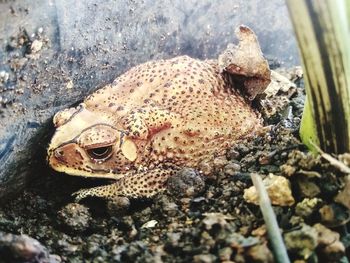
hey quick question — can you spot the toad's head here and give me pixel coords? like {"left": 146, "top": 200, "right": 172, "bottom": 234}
{"left": 47, "top": 104, "right": 138, "bottom": 179}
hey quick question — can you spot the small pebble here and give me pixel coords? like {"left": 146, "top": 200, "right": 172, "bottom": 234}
{"left": 314, "top": 223, "right": 345, "bottom": 261}
{"left": 0, "top": 232, "right": 50, "bottom": 262}
{"left": 193, "top": 253, "right": 217, "bottom": 263}
{"left": 107, "top": 196, "right": 131, "bottom": 216}
{"left": 141, "top": 220, "right": 158, "bottom": 229}
{"left": 0, "top": 71, "right": 9, "bottom": 83}
{"left": 284, "top": 224, "right": 318, "bottom": 259}
{"left": 224, "top": 162, "right": 241, "bottom": 176}
{"left": 246, "top": 243, "right": 274, "bottom": 263}
{"left": 296, "top": 176, "right": 320, "bottom": 198}
{"left": 235, "top": 144, "right": 250, "bottom": 155}
{"left": 57, "top": 203, "right": 91, "bottom": 232}
{"left": 30, "top": 39, "right": 43, "bottom": 53}
{"left": 218, "top": 247, "right": 233, "bottom": 261}
{"left": 295, "top": 198, "right": 321, "bottom": 218}
{"left": 319, "top": 203, "right": 350, "bottom": 227}
{"left": 281, "top": 164, "right": 296, "bottom": 177}
{"left": 167, "top": 168, "right": 205, "bottom": 198}
{"left": 66, "top": 80, "right": 74, "bottom": 89}
{"left": 156, "top": 196, "right": 180, "bottom": 217}
{"left": 335, "top": 174, "right": 350, "bottom": 210}
{"left": 226, "top": 148, "right": 240, "bottom": 160}
{"left": 243, "top": 173, "right": 295, "bottom": 206}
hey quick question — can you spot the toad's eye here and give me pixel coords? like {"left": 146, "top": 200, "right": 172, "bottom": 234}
{"left": 87, "top": 146, "right": 113, "bottom": 160}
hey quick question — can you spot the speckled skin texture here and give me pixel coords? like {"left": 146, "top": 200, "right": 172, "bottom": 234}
{"left": 87, "top": 56, "right": 261, "bottom": 165}
{"left": 48, "top": 27, "right": 270, "bottom": 200}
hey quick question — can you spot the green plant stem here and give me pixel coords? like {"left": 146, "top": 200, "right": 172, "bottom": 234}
{"left": 287, "top": 0, "right": 350, "bottom": 154}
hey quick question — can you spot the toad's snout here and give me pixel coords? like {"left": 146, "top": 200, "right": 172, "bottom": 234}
{"left": 47, "top": 147, "right": 68, "bottom": 167}
{"left": 48, "top": 143, "right": 83, "bottom": 168}
{"left": 53, "top": 148, "right": 66, "bottom": 163}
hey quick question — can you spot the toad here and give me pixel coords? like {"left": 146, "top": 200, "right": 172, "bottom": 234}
{"left": 48, "top": 26, "right": 271, "bottom": 201}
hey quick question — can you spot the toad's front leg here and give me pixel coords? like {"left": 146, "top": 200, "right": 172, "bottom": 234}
{"left": 73, "top": 168, "right": 177, "bottom": 201}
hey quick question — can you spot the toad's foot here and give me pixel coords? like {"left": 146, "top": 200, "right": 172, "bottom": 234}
{"left": 73, "top": 168, "right": 177, "bottom": 201}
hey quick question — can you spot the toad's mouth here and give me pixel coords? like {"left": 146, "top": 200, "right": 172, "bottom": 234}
{"left": 48, "top": 153, "right": 124, "bottom": 180}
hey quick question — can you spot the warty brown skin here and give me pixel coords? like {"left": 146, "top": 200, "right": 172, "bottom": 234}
{"left": 48, "top": 27, "right": 270, "bottom": 201}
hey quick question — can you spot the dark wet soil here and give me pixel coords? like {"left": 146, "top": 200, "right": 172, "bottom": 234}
{"left": 0, "top": 71, "right": 349, "bottom": 263}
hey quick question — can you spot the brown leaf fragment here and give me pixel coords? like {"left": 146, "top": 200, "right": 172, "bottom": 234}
{"left": 218, "top": 25, "right": 271, "bottom": 100}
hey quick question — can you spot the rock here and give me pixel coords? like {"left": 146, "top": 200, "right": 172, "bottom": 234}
{"left": 313, "top": 223, "right": 345, "bottom": 262}
{"left": 218, "top": 247, "right": 233, "bottom": 261}
{"left": 213, "top": 156, "right": 229, "bottom": 170}
{"left": 193, "top": 254, "right": 217, "bottom": 263}
{"left": 37, "top": 27, "right": 44, "bottom": 35}
{"left": 202, "top": 213, "right": 233, "bottom": 230}
{"left": 154, "top": 195, "right": 181, "bottom": 218}
{"left": 259, "top": 70, "right": 297, "bottom": 118}
{"left": 224, "top": 162, "right": 241, "bottom": 176}
{"left": 65, "top": 79, "right": 74, "bottom": 90}
{"left": 0, "top": 71, "right": 9, "bottom": 84}
{"left": 286, "top": 150, "right": 321, "bottom": 170}
{"left": 280, "top": 164, "right": 296, "bottom": 177}
{"left": 264, "top": 70, "right": 297, "bottom": 97}
{"left": 30, "top": 39, "right": 43, "bottom": 53}
{"left": 234, "top": 144, "right": 251, "bottom": 155}
{"left": 197, "top": 160, "right": 213, "bottom": 175}
{"left": 319, "top": 203, "right": 350, "bottom": 227}
{"left": 296, "top": 176, "right": 321, "bottom": 198}
{"left": 114, "top": 216, "right": 136, "bottom": 237}
{"left": 167, "top": 168, "right": 205, "bottom": 198}
{"left": 258, "top": 152, "right": 274, "bottom": 165}
{"left": 284, "top": 224, "right": 318, "bottom": 259}
{"left": 166, "top": 232, "right": 181, "bottom": 248}
{"left": 226, "top": 148, "right": 240, "bottom": 160}
{"left": 246, "top": 243, "right": 274, "bottom": 263}
{"left": 335, "top": 175, "right": 350, "bottom": 210}
{"left": 322, "top": 242, "right": 346, "bottom": 263}
{"left": 243, "top": 173, "right": 295, "bottom": 206}
{"left": 118, "top": 241, "right": 152, "bottom": 262}
{"left": 289, "top": 215, "right": 304, "bottom": 226}
{"left": 57, "top": 203, "right": 91, "bottom": 232}
{"left": 197, "top": 156, "right": 229, "bottom": 176}
{"left": 251, "top": 225, "right": 267, "bottom": 237}
{"left": 0, "top": 231, "right": 50, "bottom": 262}
{"left": 107, "top": 196, "right": 131, "bottom": 216}
{"left": 295, "top": 198, "right": 321, "bottom": 218}
{"left": 141, "top": 220, "right": 158, "bottom": 229}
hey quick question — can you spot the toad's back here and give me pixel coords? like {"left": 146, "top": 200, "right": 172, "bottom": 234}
{"left": 84, "top": 56, "right": 262, "bottom": 167}
{"left": 48, "top": 26, "right": 271, "bottom": 200}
